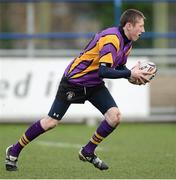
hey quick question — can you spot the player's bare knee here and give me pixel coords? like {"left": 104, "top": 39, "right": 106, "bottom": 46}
{"left": 105, "top": 107, "right": 121, "bottom": 128}
{"left": 40, "top": 117, "right": 59, "bottom": 131}
{"left": 116, "top": 112, "right": 121, "bottom": 126}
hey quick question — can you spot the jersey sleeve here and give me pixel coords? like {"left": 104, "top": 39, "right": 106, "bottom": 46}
{"left": 98, "top": 35, "right": 120, "bottom": 66}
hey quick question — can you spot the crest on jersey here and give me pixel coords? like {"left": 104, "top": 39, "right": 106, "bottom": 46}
{"left": 66, "top": 91, "right": 75, "bottom": 100}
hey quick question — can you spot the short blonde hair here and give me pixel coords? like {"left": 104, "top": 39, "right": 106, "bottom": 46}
{"left": 120, "top": 9, "right": 146, "bottom": 27}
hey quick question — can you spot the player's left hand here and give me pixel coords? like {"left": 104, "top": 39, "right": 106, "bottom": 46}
{"left": 130, "top": 61, "right": 153, "bottom": 85}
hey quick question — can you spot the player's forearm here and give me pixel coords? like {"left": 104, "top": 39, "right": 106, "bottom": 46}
{"left": 98, "top": 65, "right": 131, "bottom": 79}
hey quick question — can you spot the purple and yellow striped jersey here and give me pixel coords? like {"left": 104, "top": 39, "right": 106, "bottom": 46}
{"left": 64, "top": 27, "right": 132, "bottom": 87}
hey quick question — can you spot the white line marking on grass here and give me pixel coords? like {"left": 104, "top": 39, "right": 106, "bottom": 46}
{"left": 36, "top": 141, "right": 106, "bottom": 152}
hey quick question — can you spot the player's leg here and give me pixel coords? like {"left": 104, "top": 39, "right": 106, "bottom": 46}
{"left": 5, "top": 98, "right": 70, "bottom": 171}
{"left": 82, "top": 85, "right": 120, "bottom": 154}
{"left": 79, "top": 85, "right": 120, "bottom": 170}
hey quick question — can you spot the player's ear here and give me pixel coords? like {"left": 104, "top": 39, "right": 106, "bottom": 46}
{"left": 125, "top": 22, "right": 131, "bottom": 30}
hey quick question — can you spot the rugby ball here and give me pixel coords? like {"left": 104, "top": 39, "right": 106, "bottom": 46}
{"left": 128, "top": 61, "right": 157, "bottom": 85}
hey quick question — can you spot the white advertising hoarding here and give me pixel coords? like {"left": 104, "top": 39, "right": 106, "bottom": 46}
{"left": 0, "top": 57, "right": 150, "bottom": 123}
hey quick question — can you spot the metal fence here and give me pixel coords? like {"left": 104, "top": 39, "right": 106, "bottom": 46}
{"left": 0, "top": 0, "right": 176, "bottom": 41}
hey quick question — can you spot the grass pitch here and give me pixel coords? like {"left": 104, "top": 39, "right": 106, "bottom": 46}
{"left": 0, "top": 122, "right": 176, "bottom": 179}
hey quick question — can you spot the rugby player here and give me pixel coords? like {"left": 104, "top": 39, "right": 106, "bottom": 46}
{"left": 5, "top": 9, "right": 151, "bottom": 171}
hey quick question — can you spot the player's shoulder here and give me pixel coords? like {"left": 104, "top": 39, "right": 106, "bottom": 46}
{"left": 98, "top": 27, "right": 121, "bottom": 48}
{"left": 100, "top": 27, "right": 119, "bottom": 38}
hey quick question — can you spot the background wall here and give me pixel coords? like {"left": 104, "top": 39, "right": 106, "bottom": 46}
{"left": 0, "top": 0, "right": 176, "bottom": 123}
